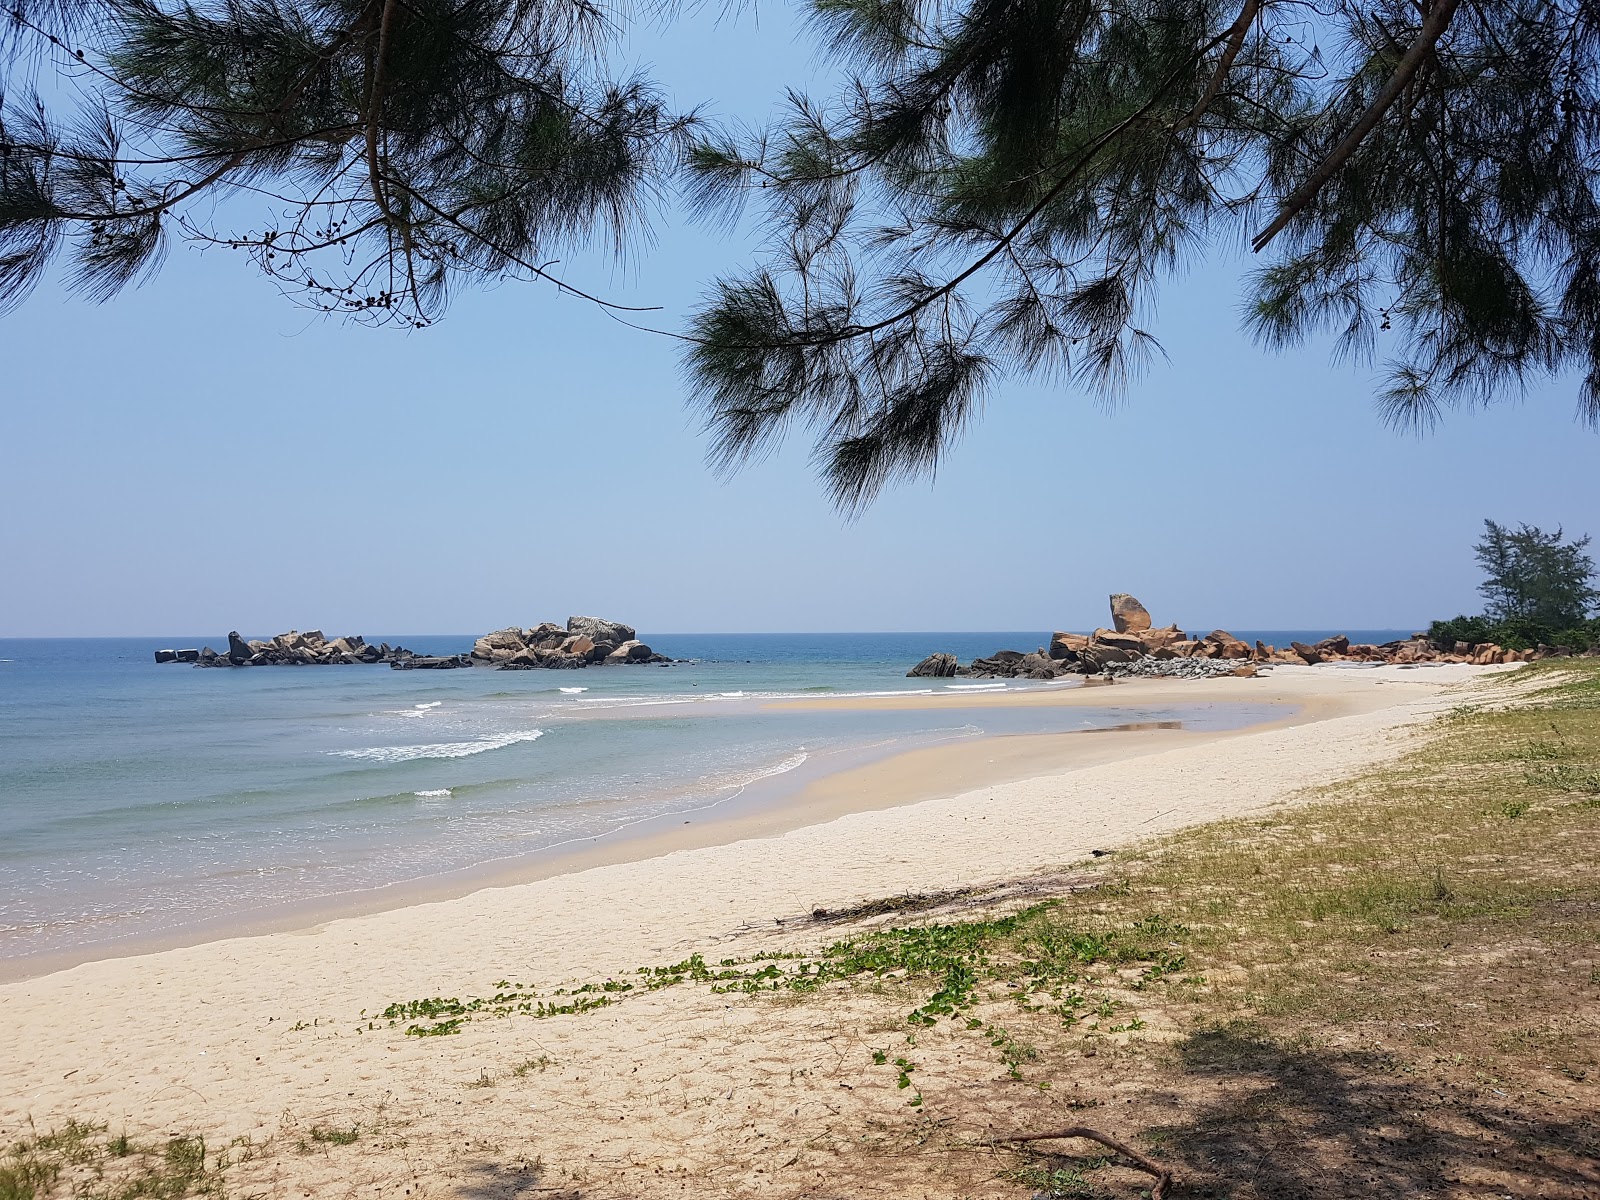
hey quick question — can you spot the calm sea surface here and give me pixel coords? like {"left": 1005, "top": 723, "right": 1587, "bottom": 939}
{"left": 0, "top": 630, "right": 1409, "bottom": 964}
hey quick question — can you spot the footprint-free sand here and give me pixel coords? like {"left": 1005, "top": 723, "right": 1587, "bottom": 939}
{"left": 0, "top": 663, "right": 1503, "bottom": 1196}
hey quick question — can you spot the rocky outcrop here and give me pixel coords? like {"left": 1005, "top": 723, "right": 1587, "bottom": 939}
{"left": 156, "top": 631, "right": 430, "bottom": 667}
{"left": 905, "top": 590, "right": 1574, "bottom": 681}
{"left": 908, "top": 653, "right": 960, "bottom": 678}
{"left": 566, "top": 616, "right": 636, "bottom": 646}
{"left": 468, "top": 616, "right": 670, "bottom": 669}
{"left": 1109, "top": 593, "right": 1152, "bottom": 633}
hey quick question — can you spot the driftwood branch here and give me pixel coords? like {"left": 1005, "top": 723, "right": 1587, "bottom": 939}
{"left": 990, "top": 1125, "right": 1174, "bottom": 1200}
{"left": 1250, "top": 0, "right": 1460, "bottom": 252}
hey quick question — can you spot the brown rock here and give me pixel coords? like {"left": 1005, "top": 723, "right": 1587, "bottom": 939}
{"left": 561, "top": 634, "right": 596, "bottom": 658}
{"left": 1048, "top": 632, "right": 1089, "bottom": 660}
{"left": 1091, "top": 629, "right": 1148, "bottom": 654}
{"left": 1138, "top": 624, "right": 1184, "bottom": 650}
{"left": 1290, "top": 640, "right": 1325, "bottom": 665}
{"left": 1202, "top": 630, "right": 1252, "bottom": 660}
{"left": 1229, "top": 664, "right": 1259, "bottom": 678}
{"left": 1109, "top": 593, "right": 1152, "bottom": 633}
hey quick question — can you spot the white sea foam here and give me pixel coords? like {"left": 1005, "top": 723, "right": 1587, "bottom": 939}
{"left": 559, "top": 687, "right": 587, "bottom": 694}
{"left": 945, "top": 682, "right": 1006, "bottom": 691}
{"left": 415, "top": 701, "right": 443, "bottom": 710}
{"left": 333, "top": 728, "right": 545, "bottom": 764}
{"left": 414, "top": 789, "right": 452, "bottom": 798}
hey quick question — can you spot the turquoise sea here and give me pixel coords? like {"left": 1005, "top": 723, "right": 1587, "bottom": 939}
{"left": 0, "top": 630, "right": 1409, "bottom": 966}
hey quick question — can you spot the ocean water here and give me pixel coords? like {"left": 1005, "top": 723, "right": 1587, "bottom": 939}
{"left": 0, "top": 630, "right": 1408, "bottom": 966}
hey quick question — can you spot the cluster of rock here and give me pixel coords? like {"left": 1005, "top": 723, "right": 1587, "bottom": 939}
{"left": 154, "top": 631, "right": 463, "bottom": 668}
{"left": 1101, "top": 656, "right": 1264, "bottom": 680}
{"left": 1272, "top": 634, "right": 1564, "bottom": 667}
{"left": 906, "top": 591, "right": 1573, "bottom": 682}
{"left": 470, "top": 616, "right": 670, "bottom": 670}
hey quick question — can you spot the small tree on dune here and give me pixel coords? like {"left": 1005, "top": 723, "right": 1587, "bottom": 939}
{"left": 1474, "top": 520, "right": 1599, "bottom": 631}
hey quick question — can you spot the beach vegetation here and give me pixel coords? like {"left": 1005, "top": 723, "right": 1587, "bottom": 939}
{"left": 1430, "top": 520, "right": 1600, "bottom": 651}
{"left": 0, "top": 1124, "right": 225, "bottom": 1200}
{"left": 307, "top": 1126, "right": 358, "bottom": 1146}
{"left": 1474, "top": 521, "right": 1598, "bottom": 629}
{"left": 364, "top": 660, "right": 1599, "bottom": 1195}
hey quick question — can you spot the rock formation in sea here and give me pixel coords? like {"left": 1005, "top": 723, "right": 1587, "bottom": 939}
{"left": 907, "top": 593, "right": 1582, "bottom": 680}
{"left": 153, "top": 631, "right": 460, "bottom": 668}
{"left": 470, "top": 617, "right": 671, "bottom": 670}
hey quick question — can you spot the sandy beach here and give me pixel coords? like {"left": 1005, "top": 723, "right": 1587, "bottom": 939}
{"left": 0, "top": 664, "right": 1505, "bottom": 1196}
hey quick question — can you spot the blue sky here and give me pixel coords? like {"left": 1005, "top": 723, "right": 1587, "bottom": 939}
{"left": 2, "top": 6, "right": 1596, "bottom": 637}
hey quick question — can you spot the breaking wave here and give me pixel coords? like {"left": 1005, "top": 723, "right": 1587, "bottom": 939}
{"left": 333, "top": 729, "right": 545, "bottom": 764}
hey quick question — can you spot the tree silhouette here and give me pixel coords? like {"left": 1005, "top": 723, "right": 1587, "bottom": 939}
{"left": 0, "top": 0, "right": 693, "bottom": 324}
{"left": 684, "top": 1, "right": 1600, "bottom": 508}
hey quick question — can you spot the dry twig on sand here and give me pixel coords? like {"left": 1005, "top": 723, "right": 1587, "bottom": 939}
{"left": 991, "top": 1125, "right": 1174, "bottom": 1199}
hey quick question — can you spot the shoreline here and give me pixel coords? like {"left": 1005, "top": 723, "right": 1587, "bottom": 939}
{"left": 0, "top": 679, "right": 1278, "bottom": 982}
{"left": 2, "top": 665, "right": 1479, "bottom": 988}
{"left": 0, "top": 664, "right": 1506, "bottom": 1161}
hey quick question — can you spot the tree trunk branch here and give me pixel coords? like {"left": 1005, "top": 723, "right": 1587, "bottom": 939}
{"left": 1173, "top": 0, "right": 1263, "bottom": 133}
{"left": 1251, "top": 0, "right": 1459, "bottom": 253}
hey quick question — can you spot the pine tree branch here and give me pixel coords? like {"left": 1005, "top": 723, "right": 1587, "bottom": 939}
{"left": 1172, "top": 0, "right": 1263, "bottom": 134}
{"left": 365, "top": 0, "right": 400, "bottom": 225}
{"left": 1251, "top": 0, "right": 1460, "bottom": 252}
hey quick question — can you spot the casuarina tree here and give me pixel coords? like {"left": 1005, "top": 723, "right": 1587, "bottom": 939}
{"left": 0, "top": 0, "right": 693, "bottom": 324}
{"left": 1474, "top": 520, "right": 1598, "bottom": 630}
{"left": 7, "top": 0, "right": 1600, "bottom": 503}
{"left": 684, "top": 1, "right": 1600, "bottom": 507}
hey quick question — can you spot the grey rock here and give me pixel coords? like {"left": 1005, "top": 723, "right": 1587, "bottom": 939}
{"left": 907, "top": 652, "right": 960, "bottom": 678}
{"left": 567, "top": 616, "right": 636, "bottom": 645}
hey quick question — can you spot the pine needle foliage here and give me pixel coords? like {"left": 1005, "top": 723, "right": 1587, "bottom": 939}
{"left": 0, "top": 0, "right": 694, "bottom": 322}
{"left": 684, "top": 0, "right": 1600, "bottom": 510}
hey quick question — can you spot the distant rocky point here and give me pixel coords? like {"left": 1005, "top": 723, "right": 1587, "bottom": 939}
{"left": 471, "top": 616, "right": 670, "bottom": 670}
{"left": 153, "top": 630, "right": 463, "bottom": 668}
{"left": 909, "top": 593, "right": 1582, "bottom": 682}
{"left": 153, "top": 615, "right": 668, "bottom": 670}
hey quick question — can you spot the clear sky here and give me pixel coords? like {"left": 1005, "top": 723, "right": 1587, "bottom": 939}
{"left": 2, "top": 6, "right": 1596, "bottom": 638}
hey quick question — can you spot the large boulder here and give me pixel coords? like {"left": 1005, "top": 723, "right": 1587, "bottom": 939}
{"left": 908, "top": 653, "right": 960, "bottom": 678}
{"left": 472, "top": 627, "right": 527, "bottom": 660}
{"left": 1048, "top": 632, "right": 1089, "bottom": 660}
{"left": 1091, "top": 628, "right": 1148, "bottom": 654}
{"left": 561, "top": 634, "right": 597, "bottom": 658}
{"left": 1080, "top": 643, "right": 1137, "bottom": 671}
{"left": 227, "top": 630, "right": 253, "bottom": 665}
{"left": 1290, "top": 640, "right": 1325, "bottom": 665}
{"left": 1109, "top": 593, "right": 1153, "bottom": 633}
{"left": 1138, "top": 624, "right": 1185, "bottom": 650}
{"left": 1200, "top": 630, "right": 1252, "bottom": 660}
{"left": 1015, "top": 651, "right": 1060, "bottom": 678}
{"left": 567, "top": 616, "right": 636, "bottom": 645}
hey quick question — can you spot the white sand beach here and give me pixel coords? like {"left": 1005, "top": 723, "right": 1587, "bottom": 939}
{"left": 0, "top": 664, "right": 1506, "bottom": 1197}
